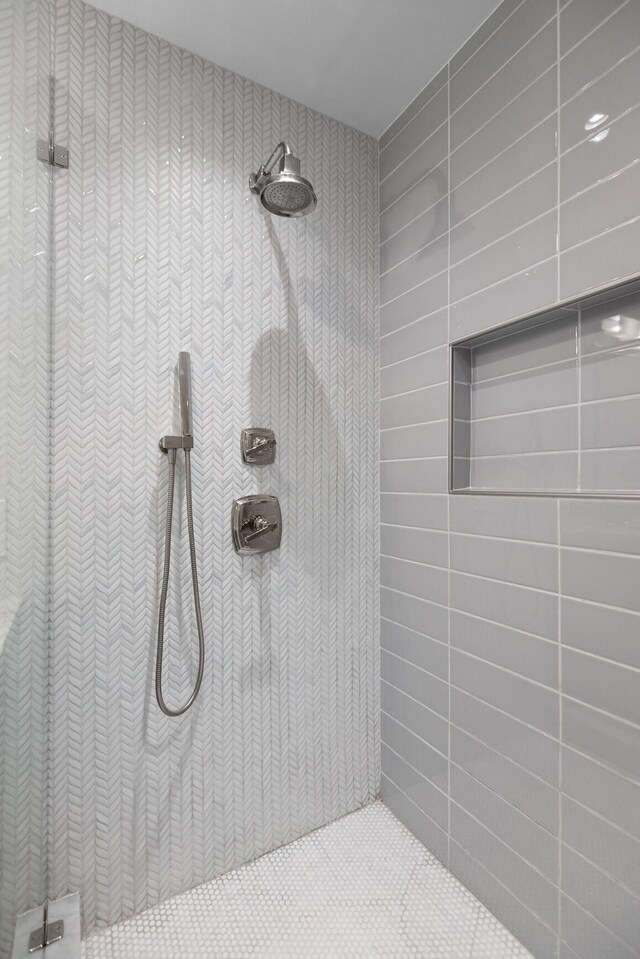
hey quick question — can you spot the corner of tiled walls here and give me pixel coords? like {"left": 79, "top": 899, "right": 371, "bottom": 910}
{"left": 378, "top": 1, "right": 640, "bottom": 957}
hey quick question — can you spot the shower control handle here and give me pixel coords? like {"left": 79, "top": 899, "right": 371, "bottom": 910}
{"left": 241, "top": 428, "right": 277, "bottom": 465}
{"left": 243, "top": 515, "right": 277, "bottom": 542}
{"left": 246, "top": 436, "right": 275, "bottom": 456}
{"left": 231, "top": 495, "right": 282, "bottom": 554}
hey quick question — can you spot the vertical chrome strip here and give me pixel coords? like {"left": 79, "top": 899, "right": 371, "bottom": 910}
{"left": 178, "top": 351, "right": 192, "bottom": 438}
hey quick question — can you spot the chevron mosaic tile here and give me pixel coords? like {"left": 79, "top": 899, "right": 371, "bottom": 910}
{"left": 0, "top": 0, "right": 379, "bottom": 947}
{"left": 81, "top": 802, "right": 534, "bottom": 959}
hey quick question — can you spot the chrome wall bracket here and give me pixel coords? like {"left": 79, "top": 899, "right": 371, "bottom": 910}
{"left": 159, "top": 434, "right": 194, "bottom": 452}
{"left": 37, "top": 137, "right": 69, "bottom": 168}
{"left": 241, "top": 428, "right": 276, "bottom": 465}
{"left": 232, "top": 495, "right": 281, "bottom": 554}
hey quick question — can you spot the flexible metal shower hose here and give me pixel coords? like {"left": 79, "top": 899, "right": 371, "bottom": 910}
{"left": 155, "top": 447, "right": 205, "bottom": 716}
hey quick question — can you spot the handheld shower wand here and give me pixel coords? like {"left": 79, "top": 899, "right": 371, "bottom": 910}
{"left": 156, "top": 352, "right": 205, "bottom": 716}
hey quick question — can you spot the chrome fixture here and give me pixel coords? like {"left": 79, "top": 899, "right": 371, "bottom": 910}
{"left": 232, "top": 495, "right": 282, "bottom": 554}
{"left": 28, "top": 903, "right": 64, "bottom": 953}
{"left": 156, "top": 352, "right": 205, "bottom": 716}
{"left": 249, "top": 141, "right": 317, "bottom": 217}
{"left": 241, "top": 427, "right": 277, "bottom": 465}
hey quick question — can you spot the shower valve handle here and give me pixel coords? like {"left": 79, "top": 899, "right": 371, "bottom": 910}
{"left": 243, "top": 515, "right": 277, "bottom": 542}
{"left": 245, "top": 435, "right": 276, "bottom": 456}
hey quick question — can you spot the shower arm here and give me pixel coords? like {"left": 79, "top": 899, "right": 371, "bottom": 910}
{"left": 249, "top": 141, "right": 293, "bottom": 194}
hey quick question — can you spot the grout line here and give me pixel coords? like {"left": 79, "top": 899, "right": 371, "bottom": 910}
{"left": 452, "top": 646, "right": 560, "bottom": 695}
{"left": 381, "top": 378, "right": 448, "bottom": 401}
{"left": 471, "top": 356, "right": 578, "bottom": 389}
{"left": 381, "top": 583, "right": 449, "bottom": 610}
{"left": 562, "top": 692, "right": 640, "bottom": 736}
{"left": 561, "top": 153, "right": 640, "bottom": 208}
{"left": 381, "top": 708, "right": 448, "bottom": 760}
{"left": 380, "top": 265, "right": 449, "bottom": 309}
{"left": 379, "top": 73, "right": 449, "bottom": 158}
{"left": 451, "top": 757, "right": 558, "bottom": 838}
{"left": 381, "top": 193, "right": 447, "bottom": 247}
{"left": 380, "top": 156, "right": 448, "bottom": 218}
{"left": 451, "top": 566, "right": 559, "bottom": 597}
{"left": 450, "top": 63, "right": 556, "bottom": 160}
{"left": 563, "top": 591, "right": 640, "bottom": 616}
{"left": 562, "top": 843, "right": 640, "bottom": 907}
{"left": 560, "top": 211, "right": 640, "bottom": 257}
{"left": 381, "top": 768, "right": 449, "bottom": 836}
{"left": 381, "top": 418, "right": 448, "bottom": 433}
{"left": 451, "top": 529, "right": 559, "bottom": 550}
{"left": 562, "top": 644, "right": 640, "bottom": 676}
{"left": 381, "top": 307, "right": 448, "bottom": 340}
{"left": 382, "top": 743, "right": 449, "bottom": 806}
{"left": 469, "top": 450, "right": 579, "bottom": 461}
{"left": 564, "top": 739, "right": 640, "bottom": 790}
{"left": 380, "top": 490, "right": 446, "bottom": 498}
{"left": 380, "top": 342, "right": 446, "bottom": 371}
{"left": 559, "top": 39, "right": 640, "bottom": 111}
{"left": 451, "top": 607, "right": 559, "bottom": 645}
{"left": 450, "top": 207, "right": 556, "bottom": 273}
{"left": 449, "top": 0, "right": 528, "bottom": 84}
{"left": 560, "top": 887, "right": 640, "bottom": 955}
{"left": 381, "top": 454, "right": 448, "bottom": 463}
{"left": 559, "top": 0, "right": 631, "bottom": 61}
{"left": 450, "top": 13, "right": 557, "bottom": 121}
{"left": 452, "top": 709, "right": 561, "bottom": 778}
{"left": 381, "top": 613, "right": 449, "bottom": 647}
{"left": 450, "top": 254, "right": 558, "bottom": 308}
{"left": 452, "top": 109, "right": 556, "bottom": 194}
{"left": 561, "top": 792, "right": 640, "bottom": 846}
{"left": 381, "top": 675, "right": 448, "bottom": 723}
{"left": 450, "top": 837, "right": 561, "bottom": 937}
{"left": 380, "top": 227, "right": 448, "bottom": 280}
{"left": 449, "top": 795, "right": 558, "bottom": 885}
{"left": 379, "top": 117, "right": 448, "bottom": 187}
{"left": 452, "top": 159, "right": 557, "bottom": 235}
{"left": 470, "top": 400, "right": 579, "bottom": 423}
{"left": 381, "top": 552, "right": 449, "bottom": 574}
{"left": 558, "top": 117, "right": 640, "bottom": 185}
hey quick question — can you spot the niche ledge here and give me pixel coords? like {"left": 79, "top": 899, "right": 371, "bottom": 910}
{"left": 449, "top": 276, "right": 640, "bottom": 499}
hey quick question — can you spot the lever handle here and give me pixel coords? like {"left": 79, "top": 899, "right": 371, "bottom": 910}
{"left": 244, "top": 516, "right": 277, "bottom": 542}
{"left": 245, "top": 436, "right": 276, "bottom": 457}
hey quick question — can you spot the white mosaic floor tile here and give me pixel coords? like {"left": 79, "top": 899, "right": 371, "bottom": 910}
{"left": 81, "top": 802, "right": 534, "bottom": 959}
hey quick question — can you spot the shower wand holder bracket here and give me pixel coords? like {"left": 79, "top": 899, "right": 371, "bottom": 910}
{"left": 159, "top": 434, "right": 194, "bottom": 452}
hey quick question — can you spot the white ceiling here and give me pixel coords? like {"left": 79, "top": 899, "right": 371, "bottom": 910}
{"left": 91, "top": 0, "right": 502, "bottom": 137}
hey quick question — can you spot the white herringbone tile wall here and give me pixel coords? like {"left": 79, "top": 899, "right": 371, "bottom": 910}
{"left": 0, "top": 0, "right": 52, "bottom": 953}
{"left": 0, "top": 0, "right": 379, "bottom": 949}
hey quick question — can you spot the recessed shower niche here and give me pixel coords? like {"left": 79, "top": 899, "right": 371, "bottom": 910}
{"left": 450, "top": 277, "right": 640, "bottom": 497}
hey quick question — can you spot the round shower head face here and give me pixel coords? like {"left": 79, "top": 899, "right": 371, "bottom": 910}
{"left": 260, "top": 173, "right": 317, "bottom": 217}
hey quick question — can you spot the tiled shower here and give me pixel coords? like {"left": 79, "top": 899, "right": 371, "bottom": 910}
{"left": 1, "top": 0, "right": 639, "bottom": 957}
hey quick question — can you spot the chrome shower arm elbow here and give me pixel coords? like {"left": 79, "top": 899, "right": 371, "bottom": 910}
{"left": 262, "top": 140, "right": 293, "bottom": 175}
{"left": 249, "top": 141, "right": 293, "bottom": 194}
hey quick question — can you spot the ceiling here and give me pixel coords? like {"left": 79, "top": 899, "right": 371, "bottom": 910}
{"left": 91, "top": 0, "right": 502, "bottom": 137}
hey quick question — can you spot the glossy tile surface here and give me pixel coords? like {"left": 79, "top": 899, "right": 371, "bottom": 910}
{"left": 81, "top": 803, "right": 534, "bottom": 959}
{"left": 380, "top": 1, "right": 640, "bottom": 956}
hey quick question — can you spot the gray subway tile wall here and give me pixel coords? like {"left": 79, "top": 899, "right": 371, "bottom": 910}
{"left": 379, "top": 0, "right": 640, "bottom": 956}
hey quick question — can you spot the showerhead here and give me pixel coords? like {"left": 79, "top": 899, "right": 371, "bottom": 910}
{"left": 249, "top": 141, "right": 317, "bottom": 217}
